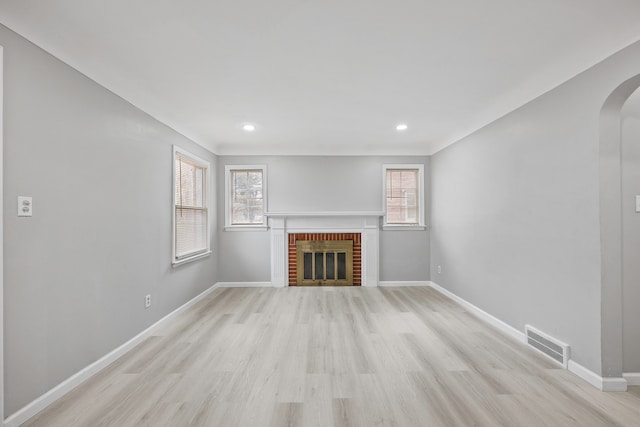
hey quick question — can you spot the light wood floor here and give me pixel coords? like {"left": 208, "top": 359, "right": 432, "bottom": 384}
{"left": 22, "top": 286, "right": 640, "bottom": 426}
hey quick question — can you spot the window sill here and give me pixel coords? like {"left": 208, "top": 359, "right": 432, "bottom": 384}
{"left": 172, "top": 250, "right": 212, "bottom": 267}
{"left": 382, "top": 225, "right": 428, "bottom": 231}
{"left": 224, "top": 225, "right": 269, "bottom": 232}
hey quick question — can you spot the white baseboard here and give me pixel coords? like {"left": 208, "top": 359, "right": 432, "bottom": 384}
{"left": 216, "top": 281, "right": 273, "bottom": 288}
{"left": 428, "top": 281, "right": 629, "bottom": 393}
{"left": 427, "top": 281, "right": 526, "bottom": 344}
{"left": 566, "top": 360, "right": 627, "bottom": 391}
{"left": 602, "top": 377, "right": 628, "bottom": 392}
{"left": 4, "top": 283, "right": 220, "bottom": 427}
{"left": 623, "top": 373, "right": 640, "bottom": 386}
{"left": 378, "top": 281, "right": 429, "bottom": 287}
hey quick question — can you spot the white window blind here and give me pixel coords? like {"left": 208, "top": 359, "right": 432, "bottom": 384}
{"left": 386, "top": 168, "right": 419, "bottom": 224}
{"left": 230, "top": 169, "right": 264, "bottom": 225}
{"left": 174, "top": 150, "right": 208, "bottom": 261}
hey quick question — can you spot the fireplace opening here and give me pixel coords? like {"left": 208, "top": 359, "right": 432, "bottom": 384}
{"left": 296, "top": 240, "right": 353, "bottom": 286}
{"left": 288, "top": 233, "right": 361, "bottom": 286}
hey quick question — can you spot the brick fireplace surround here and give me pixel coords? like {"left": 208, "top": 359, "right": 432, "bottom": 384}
{"left": 288, "top": 233, "right": 362, "bottom": 286}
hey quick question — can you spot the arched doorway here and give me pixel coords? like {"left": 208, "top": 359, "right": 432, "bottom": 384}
{"left": 0, "top": 45, "right": 4, "bottom": 423}
{"left": 620, "top": 87, "right": 640, "bottom": 381}
{"left": 599, "top": 74, "right": 640, "bottom": 382}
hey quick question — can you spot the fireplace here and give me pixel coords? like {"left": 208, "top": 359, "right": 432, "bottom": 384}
{"left": 267, "top": 212, "right": 380, "bottom": 287}
{"left": 288, "top": 233, "right": 362, "bottom": 286}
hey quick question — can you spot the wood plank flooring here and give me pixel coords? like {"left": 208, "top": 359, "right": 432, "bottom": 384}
{"left": 22, "top": 286, "right": 640, "bottom": 426}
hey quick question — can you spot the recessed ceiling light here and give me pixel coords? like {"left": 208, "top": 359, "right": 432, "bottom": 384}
{"left": 243, "top": 123, "right": 256, "bottom": 132}
{"left": 396, "top": 123, "right": 408, "bottom": 131}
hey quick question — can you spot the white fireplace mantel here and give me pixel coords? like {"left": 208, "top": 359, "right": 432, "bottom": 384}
{"left": 265, "top": 211, "right": 383, "bottom": 287}
{"left": 264, "top": 211, "right": 385, "bottom": 217}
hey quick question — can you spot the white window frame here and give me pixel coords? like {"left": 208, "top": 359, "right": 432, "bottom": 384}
{"left": 172, "top": 146, "right": 212, "bottom": 266}
{"left": 225, "top": 164, "right": 268, "bottom": 231}
{"left": 382, "top": 164, "right": 426, "bottom": 230}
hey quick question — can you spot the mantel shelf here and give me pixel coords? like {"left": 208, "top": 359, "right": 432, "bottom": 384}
{"left": 264, "top": 211, "right": 384, "bottom": 218}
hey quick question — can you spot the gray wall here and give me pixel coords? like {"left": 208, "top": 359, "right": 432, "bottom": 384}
{"left": 2, "top": 25, "right": 218, "bottom": 415}
{"left": 217, "top": 156, "right": 430, "bottom": 283}
{"left": 622, "top": 89, "right": 640, "bottom": 373}
{"left": 431, "top": 40, "right": 640, "bottom": 375}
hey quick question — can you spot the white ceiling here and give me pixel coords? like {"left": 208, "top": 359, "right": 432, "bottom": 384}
{"left": 1, "top": 1, "right": 640, "bottom": 156}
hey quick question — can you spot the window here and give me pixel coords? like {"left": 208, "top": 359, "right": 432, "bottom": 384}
{"left": 383, "top": 164, "right": 425, "bottom": 229}
{"left": 173, "top": 146, "right": 210, "bottom": 264}
{"left": 225, "top": 165, "right": 267, "bottom": 229}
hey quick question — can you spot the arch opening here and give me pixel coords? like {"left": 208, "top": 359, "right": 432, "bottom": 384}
{"left": 599, "top": 74, "right": 640, "bottom": 380}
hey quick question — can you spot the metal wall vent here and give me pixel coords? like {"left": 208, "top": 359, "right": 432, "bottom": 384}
{"left": 524, "top": 325, "right": 570, "bottom": 368}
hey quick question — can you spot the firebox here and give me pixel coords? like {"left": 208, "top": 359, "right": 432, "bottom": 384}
{"left": 295, "top": 240, "right": 353, "bottom": 286}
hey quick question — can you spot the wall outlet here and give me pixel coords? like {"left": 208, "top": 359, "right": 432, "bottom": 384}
{"left": 145, "top": 294, "right": 151, "bottom": 308}
{"left": 437, "top": 265, "right": 442, "bottom": 274}
{"left": 18, "top": 196, "right": 33, "bottom": 217}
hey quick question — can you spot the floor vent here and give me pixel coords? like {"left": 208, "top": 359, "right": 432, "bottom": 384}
{"left": 524, "top": 325, "right": 570, "bottom": 368}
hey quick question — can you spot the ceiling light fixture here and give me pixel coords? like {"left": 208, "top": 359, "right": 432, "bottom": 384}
{"left": 396, "top": 123, "right": 408, "bottom": 131}
{"left": 243, "top": 123, "right": 256, "bottom": 132}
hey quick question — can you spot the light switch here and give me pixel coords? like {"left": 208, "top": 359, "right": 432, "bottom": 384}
{"left": 636, "top": 195, "right": 640, "bottom": 213}
{"left": 18, "top": 196, "right": 32, "bottom": 217}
